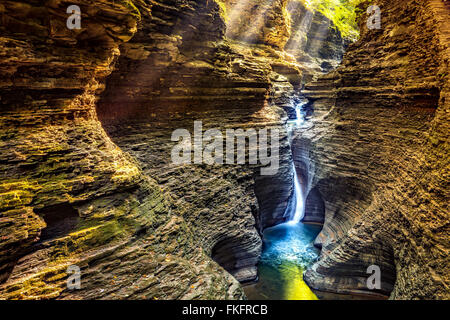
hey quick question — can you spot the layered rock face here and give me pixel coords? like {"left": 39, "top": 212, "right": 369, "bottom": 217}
{"left": 0, "top": 0, "right": 245, "bottom": 299}
{"left": 285, "top": 0, "right": 347, "bottom": 81}
{"left": 97, "top": 0, "right": 307, "bottom": 282}
{"left": 222, "top": 0, "right": 291, "bottom": 49}
{"left": 223, "top": 0, "right": 347, "bottom": 82}
{"left": 5, "top": 0, "right": 445, "bottom": 302}
{"left": 297, "top": 0, "right": 449, "bottom": 299}
{"left": 1, "top": 0, "right": 325, "bottom": 299}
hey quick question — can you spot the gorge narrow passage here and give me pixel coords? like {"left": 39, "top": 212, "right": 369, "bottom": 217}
{"left": 244, "top": 109, "right": 322, "bottom": 300}
{"left": 1, "top": 0, "right": 447, "bottom": 303}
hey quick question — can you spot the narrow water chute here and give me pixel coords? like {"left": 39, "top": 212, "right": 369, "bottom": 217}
{"left": 290, "top": 165, "right": 304, "bottom": 223}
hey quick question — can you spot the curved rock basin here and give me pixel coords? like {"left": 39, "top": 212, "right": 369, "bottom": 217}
{"left": 244, "top": 222, "right": 322, "bottom": 300}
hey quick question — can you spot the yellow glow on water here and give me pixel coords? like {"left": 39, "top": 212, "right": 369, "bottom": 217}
{"left": 281, "top": 262, "right": 318, "bottom": 300}
{"left": 244, "top": 261, "right": 319, "bottom": 300}
{"left": 243, "top": 223, "right": 322, "bottom": 300}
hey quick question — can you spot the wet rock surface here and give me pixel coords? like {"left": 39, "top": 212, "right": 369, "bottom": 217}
{"left": 97, "top": 0, "right": 305, "bottom": 283}
{"left": 0, "top": 0, "right": 246, "bottom": 299}
{"left": 1, "top": 0, "right": 447, "bottom": 301}
{"left": 0, "top": 0, "right": 323, "bottom": 299}
{"left": 297, "top": 0, "right": 449, "bottom": 299}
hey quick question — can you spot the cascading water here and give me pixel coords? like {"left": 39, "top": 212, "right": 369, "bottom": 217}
{"left": 289, "top": 164, "right": 304, "bottom": 224}
{"left": 287, "top": 102, "right": 306, "bottom": 127}
{"left": 243, "top": 103, "right": 321, "bottom": 300}
{"left": 288, "top": 102, "right": 306, "bottom": 224}
{"left": 294, "top": 106, "right": 302, "bottom": 127}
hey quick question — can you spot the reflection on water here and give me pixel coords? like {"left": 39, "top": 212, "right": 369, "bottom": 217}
{"left": 244, "top": 222, "right": 322, "bottom": 300}
{"left": 244, "top": 106, "right": 321, "bottom": 300}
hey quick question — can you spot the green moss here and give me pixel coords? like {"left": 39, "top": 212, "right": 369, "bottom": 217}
{"left": 0, "top": 181, "right": 40, "bottom": 210}
{"left": 2, "top": 265, "right": 66, "bottom": 299}
{"left": 214, "top": 0, "right": 228, "bottom": 22}
{"left": 298, "top": 0, "right": 372, "bottom": 40}
{"left": 121, "top": 0, "right": 142, "bottom": 21}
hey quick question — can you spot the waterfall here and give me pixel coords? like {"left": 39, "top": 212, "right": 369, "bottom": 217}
{"left": 290, "top": 165, "right": 304, "bottom": 224}
{"left": 287, "top": 103, "right": 305, "bottom": 224}
{"left": 287, "top": 103, "right": 305, "bottom": 127}
{"left": 295, "top": 106, "right": 302, "bottom": 126}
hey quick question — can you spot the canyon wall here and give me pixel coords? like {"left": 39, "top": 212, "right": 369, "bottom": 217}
{"left": 285, "top": 0, "right": 348, "bottom": 81}
{"left": 96, "top": 0, "right": 306, "bottom": 283}
{"left": 223, "top": 0, "right": 291, "bottom": 49}
{"left": 0, "top": 0, "right": 245, "bottom": 299}
{"left": 222, "top": 0, "right": 347, "bottom": 82}
{"left": 4, "top": 0, "right": 438, "bottom": 301}
{"left": 1, "top": 0, "right": 339, "bottom": 299}
{"left": 298, "top": 0, "right": 449, "bottom": 299}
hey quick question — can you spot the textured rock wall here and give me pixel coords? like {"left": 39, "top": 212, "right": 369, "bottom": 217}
{"left": 285, "top": 0, "right": 347, "bottom": 81}
{"left": 222, "top": 0, "right": 347, "bottom": 82}
{"left": 297, "top": 0, "right": 449, "bottom": 299}
{"left": 0, "top": 0, "right": 321, "bottom": 298}
{"left": 222, "top": 0, "right": 291, "bottom": 49}
{"left": 97, "top": 0, "right": 304, "bottom": 283}
{"left": 0, "top": 0, "right": 398, "bottom": 301}
{"left": 0, "top": 0, "right": 244, "bottom": 299}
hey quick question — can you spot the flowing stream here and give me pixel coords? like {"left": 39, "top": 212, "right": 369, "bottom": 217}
{"left": 244, "top": 104, "right": 321, "bottom": 300}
